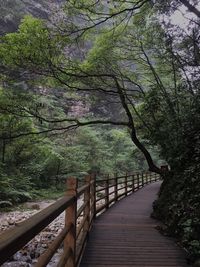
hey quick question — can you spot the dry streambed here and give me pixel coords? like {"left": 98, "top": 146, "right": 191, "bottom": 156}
{"left": 0, "top": 200, "right": 76, "bottom": 267}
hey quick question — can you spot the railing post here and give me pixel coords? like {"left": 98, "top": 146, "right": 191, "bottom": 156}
{"left": 91, "top": 174, "right": 96, "bottom": 220}
{"left": 92, "top": 174, "right": 97, "bottom": 218}
{"left": 84, "top": 175, "right": 91, "bottom": 235}
{"left": 137, "top": 173, "right": 140, "bottom": 189}
{"left": 142, "top": 173, "right": 144, "bottom": 187}
{"left": 155, "top": 174, "right": 157, "bottom": 181}
{"left": 105, "top": 174, "right": 109, "bottom": 209}
{"left": 114, "top": 173, "right": 118, "bottom": 202}
{"left": 65, "top": 177, "right": 78, "bottom": 267}
{"left": 125, "top": 173, "right": 128, "bottom": 196}
{"left": 132, "top": 174, "right": 135, "bottom": 192}
{"left": 146, "top": 172, "right": 148, "bottom": 184}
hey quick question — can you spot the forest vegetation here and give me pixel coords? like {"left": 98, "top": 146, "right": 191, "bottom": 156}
{"left": 0, "top": 0, "right": 200, "bottom": 262}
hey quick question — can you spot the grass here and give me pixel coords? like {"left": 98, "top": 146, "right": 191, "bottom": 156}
{"left": 33, "top": 187, "right": 65, "bottom": 200}
{"left": 0, "top": 186, "right": 65, "bottom": 212}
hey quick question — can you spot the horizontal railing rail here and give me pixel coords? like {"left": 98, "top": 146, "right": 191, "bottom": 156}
{"left": 0, "top": 172, "right": 160, "bottom": 267}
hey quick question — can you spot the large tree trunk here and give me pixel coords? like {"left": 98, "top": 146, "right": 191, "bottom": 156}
{"left": 115, "top": 78, "right": 162, "bottom": 174}
{"left": 130, "top": 129, "right": 162, "bottom": 174}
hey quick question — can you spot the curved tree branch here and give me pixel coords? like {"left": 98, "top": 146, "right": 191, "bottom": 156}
{"left": 0, "top": 119, "right": 129, "bottom": 140}
{"left": 114, "top": 77, "right": 162, "bottom": 174}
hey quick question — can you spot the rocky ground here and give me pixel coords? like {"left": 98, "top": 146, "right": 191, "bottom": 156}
{"left": 0, "top": 186, "right": 124, "bottom": 266}
{"left": 0, "top": 197, "right": 103, "bottom": 267}
{"left": 0, "top": 200, "right": 78, "bottom": 267}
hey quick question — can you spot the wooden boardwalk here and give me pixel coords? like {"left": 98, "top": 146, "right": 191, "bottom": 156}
{"left": 80, "top": 182, "right": 188, "bottom": 267}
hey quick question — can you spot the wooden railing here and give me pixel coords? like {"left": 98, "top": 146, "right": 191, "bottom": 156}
{"left": 0, "top": 172, "right": 160, "bottom": 267}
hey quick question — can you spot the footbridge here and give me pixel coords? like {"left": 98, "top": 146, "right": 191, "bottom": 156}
{"left": 0, "top": 173, "right": 188, "bottom": 267}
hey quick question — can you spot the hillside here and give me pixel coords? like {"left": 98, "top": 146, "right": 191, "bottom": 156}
{"left": 0, "top": 0, "right": 64, "bottom": 35}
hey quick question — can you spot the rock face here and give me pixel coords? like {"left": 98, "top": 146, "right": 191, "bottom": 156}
{"left": 0, "top": 0, "right": 64, "bottom": 35}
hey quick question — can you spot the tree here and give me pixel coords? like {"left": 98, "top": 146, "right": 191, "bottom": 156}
{"left": 0, "top": 0, "right": 199, "bottom": 259}
{"left": 0, "top": 9, "right": 164, "bottom": 173}
{"left": 0, "top": 0, "right": 199, "bottom": 176}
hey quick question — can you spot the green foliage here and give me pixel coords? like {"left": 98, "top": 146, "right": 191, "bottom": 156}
{"left": 154, "top": 160, "right": 200, "bottom": 261}
{"left": 54, "top": 126, "right": 151, "bottom": 177}
{"left": 0, "top": 85, "right": 152, "bottom": 207}
{"left": 138, "top": 18, "right": 200, "bottom": 259}
{"left": 34, "top": 187, "right": 64, "bottom": 200}
{"left": 0, "top": 15, "right": 67, "bottom": 86}
{"left": 152, "top": 100, "right": 200, "bottom": 261}
{"left": 1, "top": 2, "right": 200, "bottom": 262}
{"left": 0, "top": 87, "right": 65, "bottom": 204}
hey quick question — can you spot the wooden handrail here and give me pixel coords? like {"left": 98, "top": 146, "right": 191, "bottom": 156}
{"left": 35, "top": 226, "right": 71, "bottom": 267}
{"left": 0, "top": 171, "right": 160, "bottom": 267}
{"left": 0, "top": 196, "right": 75, "bottom": 265}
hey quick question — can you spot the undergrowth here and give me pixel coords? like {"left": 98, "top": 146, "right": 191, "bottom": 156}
{"left": 153, "top": 162, "right": 200, "bottom": 263}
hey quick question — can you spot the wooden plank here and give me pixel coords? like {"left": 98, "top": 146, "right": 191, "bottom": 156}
{"left": 64, "top": 177, "right": 78, "bottom": 267}
{"left": 35, "top": 226, "right": 70, "bottom": 267}
{"left": 80, "top": 182, "right": 188, "bottom": 267}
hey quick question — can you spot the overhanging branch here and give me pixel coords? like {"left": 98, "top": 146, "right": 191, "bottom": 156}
{"left": 0, "top": 119, "right": 129, "bottom": 140}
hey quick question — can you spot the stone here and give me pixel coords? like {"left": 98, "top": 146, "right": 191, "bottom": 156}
{"left": 0, "top": 198, "right": 91, "bottom": 266}
{"left": 2, "top": 261, "right": 31, "bottom": 267}
{"left": 13, "top": 252, "right": 22, "bottom": 261}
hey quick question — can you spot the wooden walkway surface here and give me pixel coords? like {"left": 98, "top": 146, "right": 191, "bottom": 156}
{"left": 80, "top": 182, "right": 188, "bottom": 267}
